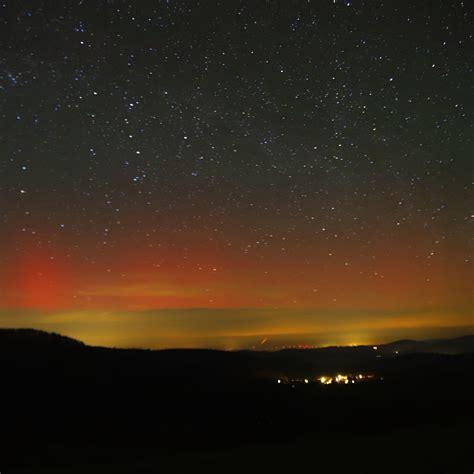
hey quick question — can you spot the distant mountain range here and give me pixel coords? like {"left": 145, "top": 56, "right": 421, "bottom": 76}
{"left": 0, "top": 328, "right": 472, "bottom": 380}
{"left": 1, "top": 327, "right": 472, "bottom": 354}
{"left": 379, "top": 335, "right": 474, "bottom": 355}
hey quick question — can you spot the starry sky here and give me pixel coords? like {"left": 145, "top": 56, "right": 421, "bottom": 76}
{"left": 0, "top": 1, "right": 472, "bottom": 349}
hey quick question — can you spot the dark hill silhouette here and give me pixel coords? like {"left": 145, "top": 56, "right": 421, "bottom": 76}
{"left": 0, "top": 328, "right": 84, "bottom": 348}
{"left": 1, "top": 328, "right": 473, "bottom": 473}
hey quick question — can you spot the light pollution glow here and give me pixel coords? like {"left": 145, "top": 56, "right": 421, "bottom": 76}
{"left": 0, "top": 237, "right": 471, "bottom": 349}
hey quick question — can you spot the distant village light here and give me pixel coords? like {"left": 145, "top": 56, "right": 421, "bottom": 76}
{"left": 279, "top": 373, "right": 379, "bottom": 386}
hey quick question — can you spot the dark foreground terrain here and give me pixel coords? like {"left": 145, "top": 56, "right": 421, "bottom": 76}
{"left": 1, "top": 329, "right": 473, "bottom": 473}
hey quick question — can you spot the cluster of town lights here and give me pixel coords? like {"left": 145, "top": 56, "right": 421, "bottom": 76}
{"left": 277, "top": 374, "right": 375, "bottom": 385}
{"left": 319, "top": 374, "right": 359, "bottom": 385}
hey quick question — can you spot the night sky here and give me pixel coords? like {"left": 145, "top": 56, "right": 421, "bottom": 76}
{"left": 0, "top": 1, "right": 472, "bottom": 349}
